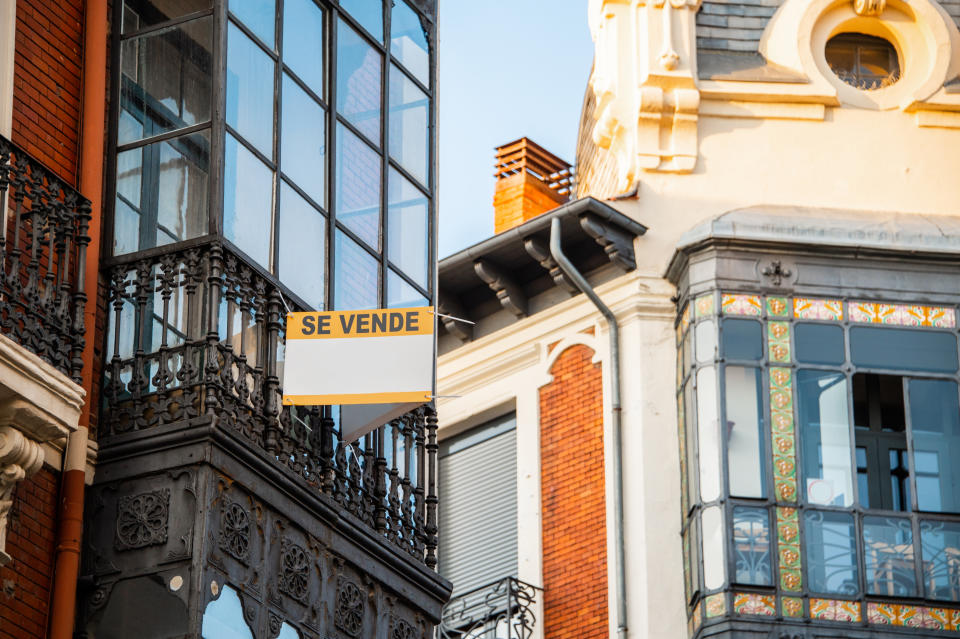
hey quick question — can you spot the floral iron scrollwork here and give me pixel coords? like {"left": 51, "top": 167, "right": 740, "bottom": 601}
{"left": 115, "top": 488, "right": 171, "bottom": 551}
{"left": 218, "top": 500, "right": 251, "bottom": 564}
{"left": 278, "top": 539, "right": 310, "bottom": 602}
{"left": 334, "top": 577, "right": 365, "bottom": 637}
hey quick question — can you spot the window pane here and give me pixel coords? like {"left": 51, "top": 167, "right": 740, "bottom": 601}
{"left": 850, "top": 326, "right": 958, "bottom": 373}
{"left": 119, "top": 18, "right": 212, "bottom": 144}
{"left": 278, "top": 182, "right": 325, "bottom": 309}
{"left": 390, "top": 0, "right": 429, "bottom": 85}
{"left": 920, "top": 519, "right": 960, "bottom": 600}
{"left": 224, "top": 134, "right": 273, "bottom": 269}
{"left": 337, "top": 19, "right": 382, "bottom": 143}
{"left": 387, "top": 168, "right": 428, "bottom": 288}
{"left": 281, "top": 74, "right": 326, "bottom": 206}
{"left": 282, "top": 0, "right": 324, "bottom": 95}
{"left": 336, "top": 123, "right": 380, "bottom": 249}
{"left": 227, "top": 22, "right": 274, "bottom": 156}
{"left": 909, "top": 379, "right": 960, "bottom": 513}
{"left": 277, "top": 623, "right": 300, "bottom": 639}
{"left": 732, "top": 507, "right": 772, "bottom": 586}
{"left": 863, "top": 516, "right": 917, "bottom": 596}
{"left": 228, "top": 0, "right": 275, "bottom": 47}
{"left": 683, "top": 381, "right": 696, "bottom": 508}
{"left": 797, "top": 370, "right": 854, "bottom": 507}
{"left": 201, "top": 584, "right": 253, "bottom": 638}
{"left": 695, "top": 320, "right": 715, "bottom": 363}
{"left": 721, "top": 319, "right": 762, "bottom": 361}
{"left": 804, "top": 510, "right": 858, "bottom": 595}
{"left": 795, "top": 323, "right": 845, "bottom": 365}
{"left": 335, "top": 230, "right": 377, "bottom": 310}
{"left": 726, "top": 366, "right": 765, "bottom": 498}
{"left": 340, "top": 0, "right": 383, "bottom": 42}
{"left": 697, "top": 366, "right": 720, "bottom": 502}
{"left": 387, "top": 269, "right": 427, "bottom": 308}
{"left": 701, "top": 506, "right": 725, "bottom": 590}
{"left": 388, "top": 65, "right": 428, "bottom": 185}
{"left": 122, "top": 0, "right": 211, "bottom": 33}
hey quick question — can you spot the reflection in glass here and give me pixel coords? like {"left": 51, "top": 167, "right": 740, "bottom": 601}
{"left": 228, "top": 0, "right": 275, "bottom": 47}
{"left": 389, "top": 65, "right": 428, "bottom": 185}
{"left": 337, "top": 19, "right": 382, "bottom": 142}
{"left": 340, "top": 0, "right": 383, "bottom": 42}
{"left": 733, "top": 506, "right": 771, "bottom": 586}
{"left": 281, "top": 74, "right": 326, "bottom": 206}
{"left": 122, "top": 0, "right": 211, "bottom": 34}
{"left": 278, "top": 182, "right": 325, "bottom": 309}
{"left": 797, "top": 370, "right": 853, "bottom": 507}
{"left": 695, "top": 320, "right": 715, "bottom": 363}
{"left": 336, "top": 124, "right": 380, "bottom": 249}
{"left": 387, "top": 269, "right": 427, "bottom": 308}
{"left": 387, "top": 168, "right": 428, "bottom": 288}
{"left": 335, "top": 231, "right": 377, "bottom": 310}
{"left": 721, "top": 319, "right": 762, "bottom": 360}
{"left": 119, "top": 18, "right": 212, "bottom": 144}
{"left": 391, "top": 0, "right": 429, "bottom": 85}
{"left": 201, "top": 584, "right": 254, "bottom": 638}
{"left": 227, "top": 22, "right": 274, "bottom": 155}
{"left": 863, "top": 516, "right": 917, "bottom": 596}
{"left": 701, "top": 506, "right": 725, "bottom": 590}
{"left": 277, "top": 623, "right": 300, "bottom": 639}
{"left": 726, "top": 366, "right": 765, "bottom": 498}
{"left": 282, "top": 0, "right": 324, "bottom": 95}
{"left": 795, "top": 323, "right": 845, "bottom": 365}
{"left": 804, "top": 510, "right": 858, "bottom": 595}
{"left": 697, "top": 366, "right": 720, "bottom": 502}
{"left": 224, "top": 134, "right": 273, "bottom": 269}
{"left": 909, "top": 379, "right": 960, "bottom": 513}
{"left": 920, "top": 519, "right": 960, "bottom": 600}
{"left": 850, "top": 326, "right": 958, "bottom": 373}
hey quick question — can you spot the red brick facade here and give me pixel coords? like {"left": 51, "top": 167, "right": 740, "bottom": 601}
{"left": 539, "top": 344, "right": 609, "bottom": 639}
{"left": 0, "top": 469, "right": 59, "bottom": 639}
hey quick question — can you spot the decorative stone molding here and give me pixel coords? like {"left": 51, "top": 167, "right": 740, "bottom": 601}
{"left": 588, "top": 0, "right": 702, "bottom": 185}
{"left": 0, "top": 425, "right": 43, "bottom": 565}
{"left": 854, "top": 0, "right": 885, "bottom": 16}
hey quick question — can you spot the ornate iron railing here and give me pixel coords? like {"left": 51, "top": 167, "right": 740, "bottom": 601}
{"left": 0, "top": 135, "right": 90, "bottom": 382}
{"left": 101, "top": 241, "right": 438, "bottom": 565}
{"left": 439, "top": 578, "right": 541, "bottom": 639}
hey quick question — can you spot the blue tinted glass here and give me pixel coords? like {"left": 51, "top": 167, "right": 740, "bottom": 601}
{"left": 227, "top": 23, "right": 275, "bottom": 155}
{"left": 201, "top": 585, "right": 254, "bottom": 638}
{"left": 850, "top": 326, "right": 958, "bottom": 373}
{"left": 387, "top": 168, "right": 428, "bottom": 289}
{"left": 224, "top": 134, "right": 273, "bottom": 269}
{"left": 390, "top": 0, "right": 428, "bottom": 85}
{"left": 721, "top": 319, "right": 762, "bottom": 360}
{"left": 335, "top": 230, "right": 377, "bottom": 310}
{"left": 804, "top": 510, "right": 858, "bottom": 595}
{"left": 920, "top": 519, "right": 960, "bottom": 600}
{"left": 387, "top": 269, "right": 427, "bottom": 309}
{"left": 732, "top": 506, "right": 771, "bottom": 586}
{"left": 388, "top": 65, "right": 428, "bottom": 185}
{"left": 725, "top": 366, "right": 765, "bottom": 498}
{"left": 336, "top": 123, "right": 380, "bottom": 249}
{"left": 282, "top": 0, "right": 323, "bottom": 95}
{"left": 336, "top": 19, "right": 382, "bottom": 143}
{"left": 797, "top": 370, "right": 854, "bottom": 507}
{"left": 229, "top": 0, "right": 275, "bottom": 47}
{"left": 281, "top": 74, "right": 325, "bottom": 206}
{"left": 340, "top": 0, "right": 382, "bottom": 41}
{"left": 277, "top": 623, "right": 300, "bottom": 639}
{"left": 863, "top": 516, "right": 917, "bottom": 596}
{"left": 909, "top": 379, "right": 960, "bottom": 513}
{"left": 278, "top": 182, "right": 325, "bottom": 309}
{"left": 795, "top": 323, "right": 845, "bottom": 365}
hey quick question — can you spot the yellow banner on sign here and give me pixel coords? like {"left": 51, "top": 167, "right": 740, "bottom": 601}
{"left": 286, "top": 307, "right": 433, "bottom": 339}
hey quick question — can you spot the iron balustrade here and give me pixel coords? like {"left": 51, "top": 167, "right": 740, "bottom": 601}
{"left": 0, "top": 134, "right": 90, "bottom": 383}
{"left": 439, "top": 577, "right": 541, "bottom": 639}
{"left": 101, "top": 240, "right": 438, "bottom": 565}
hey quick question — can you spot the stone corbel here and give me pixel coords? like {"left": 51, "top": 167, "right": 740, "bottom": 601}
{"left": 523, "top": 237, "right": 577, "bottom": 294}
{"left": 0, "top": 425, "right": 43, "bottom": 565}
{"left": 474, "top": 259, "right": 528, "bottom": 318}
{"left": 437, "top": 293, "right": 473, "bottom": 342}
{"left": 579, "top": 214, "right": 638, "bottom": 271}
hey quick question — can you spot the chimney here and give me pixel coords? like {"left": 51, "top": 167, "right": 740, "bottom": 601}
{"left": 493, "top": 138, "right": 572, "bottom": 233}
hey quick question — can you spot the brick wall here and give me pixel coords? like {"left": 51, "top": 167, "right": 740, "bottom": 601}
{"left": 539, "top": 344, "right": 609, "bottom": 639}
{"left": 0, "top": 468, "right": 60, "bottom": 639}
{"left": 12, "top": 0, "right": 84, "bottom": 186}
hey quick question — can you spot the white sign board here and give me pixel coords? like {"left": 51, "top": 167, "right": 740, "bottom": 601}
{"left": 282, "top": 307, "right": 434, "bottom": 442}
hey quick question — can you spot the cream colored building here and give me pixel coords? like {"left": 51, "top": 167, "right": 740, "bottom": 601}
{"left": 436, "top": 1, "right": 960, "bottom": 638}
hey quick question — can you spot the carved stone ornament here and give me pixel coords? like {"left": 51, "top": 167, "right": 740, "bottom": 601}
{"left": 854, "top": 0, "right": 885, "bottom": 16}
{"left": 114, "top": 488, "right": 171, "bottom": 551}
{"left": 334, "top": 577, "right": 365, "bottom": 637}
{"left": 0, "top": 426, "right": 43, "bottom": 565}
{"left": 218, "top": 500, "right": 251, "bottom": 564}
{"left": 391, "top": 616, "right": 418, "bottom": 639}
{"left": 278, "top": 539, "right": 309, "bottom": 602}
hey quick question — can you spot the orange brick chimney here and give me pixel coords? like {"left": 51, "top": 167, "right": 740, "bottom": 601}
{"left": 493, "top": 138, "right": 572, "bottom": 233}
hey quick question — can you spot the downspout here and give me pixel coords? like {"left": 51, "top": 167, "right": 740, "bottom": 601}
{"left": 49, "top": 0, "right": 106, "bottom": 636}
{"left": 549, "top": 217, "right": 627, "bottom": 639}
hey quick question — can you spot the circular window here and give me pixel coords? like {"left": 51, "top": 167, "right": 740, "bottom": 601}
{"left": 826, "top": 33, "right": 901, "bottom": 90}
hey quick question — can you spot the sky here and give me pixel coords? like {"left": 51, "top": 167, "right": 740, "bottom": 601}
{"left": 436, "top": 1, "right": 595, "bottom": 258}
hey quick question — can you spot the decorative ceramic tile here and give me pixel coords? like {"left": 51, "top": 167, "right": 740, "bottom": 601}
{"left": 733, "top": 593, "right": 775, "bottom": 616}
{"left": 677, "top": 304, "right": 691, "bottom": 343}
{"left": 867, "top": 603, "right": 960, "bottom": 630}
{"left": 704, "top": 593, "right": 726, "bottom": 618}
{"left": 767, "top": 321, "right": 791, "bottom": 363}
{"left": 721, "top": 293, "right": 762, "bottom": 316}
{"left": 682, "top": 528, "right": 691, "bottom": 600}
{"left": 678, "top": 393, "right": 688, "bottom": 516}
{"left": 695, "top": 294, "right": 715, "bottom": 318}
{"left": 776, "top": 507, "right": 802, "bottom": 592}
{"left": 781, "top": 596, "right": 804, "bottom": 618}
{"left": 691, "top": 601, "right": 702, "bottom": 635}
{"left": 810, "top": 598, "right": 861, "bottom": 622}
{"left": 793, "top": 298, "right": 843, "bottom": 321}
{"left": 769, "top": 368, "right": 797, "bottom": 503}
{"left": 766, "top": 297, "right": 789, "bottom": 317}
{"left": 848, "top": 301, "right": 956, "bottom": 328}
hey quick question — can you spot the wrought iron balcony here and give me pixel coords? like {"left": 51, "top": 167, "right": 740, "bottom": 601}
{"left": 439, "top": 577, "right": 541, "bottom": 639}
{"left": 100, "top": 240, "right": 438, "bottom": 564}
{"left": 0, "top": 135, "right": 90, "bottom": 382}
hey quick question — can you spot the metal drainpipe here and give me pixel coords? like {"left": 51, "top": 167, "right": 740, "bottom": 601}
{"left": 549, "top": 216, "right": 628, "bottom": 639}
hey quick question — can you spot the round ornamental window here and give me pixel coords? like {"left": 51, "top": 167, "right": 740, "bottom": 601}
{"left": 826, "top": 33, "right": 901, "bottom": 90}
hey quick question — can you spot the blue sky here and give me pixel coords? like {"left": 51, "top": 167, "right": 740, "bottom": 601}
{"left": 436, "top": 1, "right": 595, "bottom": 257}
